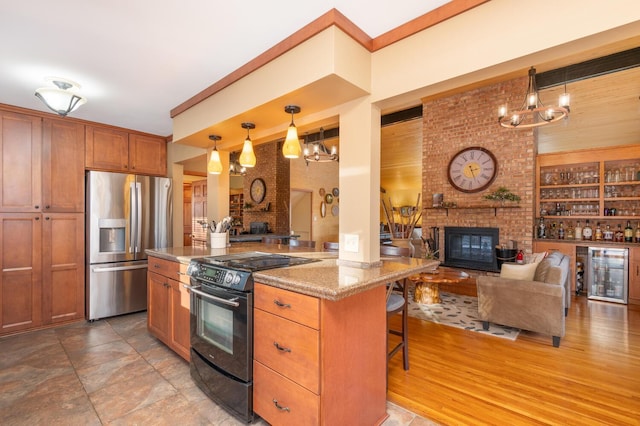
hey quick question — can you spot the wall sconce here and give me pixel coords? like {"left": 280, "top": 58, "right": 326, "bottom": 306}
{"left": 239, "top": 122, "right": 256, "bottom": 168}
{"left": 34, "top": 77, "right": 87, "bottom": 117}
{"left": 282, "top": 105, "right": 301, "bottom": 158}
{"left": 207, "top": 135, "right": 223, "bottom": 174}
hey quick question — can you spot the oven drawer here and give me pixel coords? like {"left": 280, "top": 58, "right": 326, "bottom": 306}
{"left": 253, "top": 360, "right": 319, "bottom": 426}
{"left": 255, "top": 282, "right": 319, "bottom": 329}
{"left": 148, "top": 257, "right": 179, "bottom": 279}
{"left": 254, "top": 308, "right": 319, "bottom": 393}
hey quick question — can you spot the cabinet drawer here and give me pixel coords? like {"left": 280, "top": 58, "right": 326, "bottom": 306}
{"left": 148, "top": 257, "right": 179, "bottom": 279}
{"left": 255, "top": 282, "right": 319, "bottom": 329}
{"left": 253, "top": 360, "right": 319, "bottom": 426}
{"left": 254, "top": 308, "right": 320, "bottom": 394}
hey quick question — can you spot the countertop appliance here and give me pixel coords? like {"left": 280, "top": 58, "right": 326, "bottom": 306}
{"left": 586, "top": 247, "right": 628, "bottom": 304}
{"left": 185, "top": 252, "right": 318, "bottom": 423}
{"left": 86, "top": 171, "right": 172, "bottom": 320}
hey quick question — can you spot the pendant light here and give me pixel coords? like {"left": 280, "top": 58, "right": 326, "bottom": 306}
{"left": 207, "top": 135, "right": 223, "bottom": 174}
{"left": 282, "top": 105, "right": 301, "bottom": 158}
{"left": 239, "top": 122, "right": 256, "bottom": 168}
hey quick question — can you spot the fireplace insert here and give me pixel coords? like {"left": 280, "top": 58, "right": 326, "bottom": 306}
{"left": 443, "top": 226, "right": 499, "bottom": 272}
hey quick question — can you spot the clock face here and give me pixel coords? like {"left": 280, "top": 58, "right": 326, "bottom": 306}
{"left": 250, "top": 178, "right": 266, "bottom": 203}
{"left": 447, "top": 147, "right": 497, "bottom": 193}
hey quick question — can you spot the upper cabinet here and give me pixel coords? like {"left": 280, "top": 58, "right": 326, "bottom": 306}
{"left": 42, "top": 118, "right": 85, "bottom": 212}
{"left": 85, "top": 125, "right": 167, "bottom": 176}
{"left": 0, "top": 111, "right": 42, "bottom": 212}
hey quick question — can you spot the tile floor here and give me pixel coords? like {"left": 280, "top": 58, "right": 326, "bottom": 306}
{"left": 0, "top": 312, "right": 437, "bottom": 425}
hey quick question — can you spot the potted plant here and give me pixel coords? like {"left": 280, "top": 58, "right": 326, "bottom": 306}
{"left": 483, "top": 186, "right": 521, "bottom": 205}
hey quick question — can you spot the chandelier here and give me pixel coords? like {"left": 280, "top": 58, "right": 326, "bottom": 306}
{"left": 35, "top": 77, "right": 87, "bottom": 117}
{"left": 229, "top": 151, "right": 246, "bottom": 176}
{"left": 303, "top": 127, "right": 338, "bottom": 164}
{"left": 498, "top": 67, "right": 570, "bottom": 128}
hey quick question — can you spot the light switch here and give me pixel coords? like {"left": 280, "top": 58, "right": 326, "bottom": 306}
{"left": 344, "top": 234, "right": 359, "bottom": 253}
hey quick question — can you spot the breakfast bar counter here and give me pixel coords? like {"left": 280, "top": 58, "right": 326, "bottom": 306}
{"left": 146, "top": 244, "right": 438, "bottom": 301}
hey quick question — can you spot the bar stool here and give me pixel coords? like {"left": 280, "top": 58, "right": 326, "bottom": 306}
{"left": 262, "top": 236, "right": 283, "bottom": 244}
{"left": 386, "top": 278, "right": 409, "bottom": 370}
{"left": 322, "top": 241, "right": 339, "bottom": 251}
{"left": 289, "top": 239, "right": 316, "bottom": 248}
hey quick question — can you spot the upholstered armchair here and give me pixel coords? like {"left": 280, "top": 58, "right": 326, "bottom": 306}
{"left": 476, "top": 251, "right": 571, "bottom": 347}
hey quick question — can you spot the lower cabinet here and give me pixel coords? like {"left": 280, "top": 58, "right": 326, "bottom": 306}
{"left": 253, "top": 282, "right": 388, "bottom": 426}
{"left": 0, "top": 212, "right": 84, "bottom": 335}
{"left": 147, "top": 256, "right": 190, "bottom": 361}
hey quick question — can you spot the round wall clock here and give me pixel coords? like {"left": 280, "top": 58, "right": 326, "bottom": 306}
{"left": 250, "top": 178, "right": 266, "bottom": 203}
{"left": 447, "top": 147, "right": 497, "bottom": 193}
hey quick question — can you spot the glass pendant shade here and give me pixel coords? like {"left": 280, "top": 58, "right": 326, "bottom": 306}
{"left": 34, "top": 78, "right": 86, "bottom": 117}
{"left": 239, "top": 138, "right": 256, "bottom": 167}
{"left": 207, "top": 149, "right": 223, "bottom": 174}
{"left": 282, "top": 124, "right": 301, "bottom": 158}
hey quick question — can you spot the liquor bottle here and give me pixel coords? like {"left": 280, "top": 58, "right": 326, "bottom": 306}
{"left": 603, "top": 224, "right": 614, "bottom": 241}
{"left": 614, "top": 224, "right": 624, "bottom": 242}
{"left": 566, "top": 222, "right": 575, "bottom": 240}
{"left": 582, "top": 220, "right": 593, "bottom": 240}
{"left": 537, "top": 217, "right": 546, "bottom": 239}
{"left": 594, "top": 222, "right": 603, "bottom": 241}
{"left": 624, "top": 220, "right": 633, "bottom": 242}
{"left": 635, "top": 222, "right": 640, "bottom": 243}
{"left": 558, "top": 222, "right": 565, "bottom": 239}
{"left": 574, "top": 221, "right": 583, "bottom": 241}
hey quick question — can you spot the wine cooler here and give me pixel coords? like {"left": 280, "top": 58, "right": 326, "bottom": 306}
{"left": 586, "top": 247, "right": 628, "bottom": 304}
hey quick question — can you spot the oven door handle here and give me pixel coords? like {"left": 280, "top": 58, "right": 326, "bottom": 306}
{"left": 182, "top": 284, "right": 240, "bottom": 307}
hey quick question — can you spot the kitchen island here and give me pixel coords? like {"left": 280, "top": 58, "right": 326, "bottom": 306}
{"left": 146, "top": 245, "right": 438, "bottom": 425}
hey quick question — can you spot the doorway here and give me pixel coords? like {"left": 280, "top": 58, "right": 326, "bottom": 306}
{"left": 290, "top": 189, "right": 312, "bottom": 240}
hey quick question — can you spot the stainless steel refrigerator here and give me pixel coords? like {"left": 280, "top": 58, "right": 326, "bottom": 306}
{"left": 86, "top": 171, "right": 173, "bottom": 320}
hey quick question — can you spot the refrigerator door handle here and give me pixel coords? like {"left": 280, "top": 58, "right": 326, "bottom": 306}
{"left": 92, "top": 264, "right": 148, "bottom": 273}
{"left": 129, "top": 182, "right": 136, "bottom": 253}
{"left": 135, "top": 182, "right": 142, "bottom": 254}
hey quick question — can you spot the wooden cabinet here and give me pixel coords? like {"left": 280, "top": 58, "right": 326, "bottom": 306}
{"left": 42, "top": 213, "right": 84, "bottom": 324}
{"left": 42, "top": 118, "right": 85, "bottom": 212}
{"left": 229, "top": 193, "right": 243, "bottom": 229}
{"left": 147, "top": 256, "right": 190, "bottom": 361}
{"left": 253, "top": 282, "right": 387, "bottom": 426}
{"left": 629, "top": 248, "right": 640, "bottom": 305}
{"left": 0, "top": 111, "right": 42, "bottom": 212}
{"left": 85, "top": 125, "right": 167, "bottom": 176}
{"left": 0, "top": 213, "right": 43, "bottom": 334}
{"left": 0, "top": 110, "right": 85, "bottom": 335}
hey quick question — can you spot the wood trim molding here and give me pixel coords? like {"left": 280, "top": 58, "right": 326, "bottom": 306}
{"left": 372, "top": 0, "right": 490, "bottom": 51}
{"left": 170, "top": 2, "right": 487, "bottom": 118}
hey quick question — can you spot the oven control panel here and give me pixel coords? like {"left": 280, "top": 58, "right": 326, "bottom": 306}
{"left": 187, "top": 261, "right": 252, "bottom": 291}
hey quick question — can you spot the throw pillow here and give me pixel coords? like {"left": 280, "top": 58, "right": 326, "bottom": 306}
{"left": 500, "top": 262, "right": 538, "bottom": 281}
{"left": 529, "top": 252, "right": 547, "bottom": 264}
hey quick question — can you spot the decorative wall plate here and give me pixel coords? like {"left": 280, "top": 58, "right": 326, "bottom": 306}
{"left": 320, "top": 201, "right": 326, "bottom": 217}
{"left": 332, "top": 187, "right": 339, "bottom": 197}
{"left": 319, "top": 188, "right": 326, "bottom": 196}
{"left": 332, "top": 205, "right": 339, "bottom": 216}
{"left": 324, "top": 194, "right": 333, "bottom": 204}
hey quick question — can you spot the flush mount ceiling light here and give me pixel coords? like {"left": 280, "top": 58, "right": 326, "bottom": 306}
{"left": 34, "top": 77, "right": 87, "bottom": 117}
{"left": 282, "top": 105, "right": 301, "bottom": 159}
{"left": 303, "top": 127, "right": 338, "bottom": 164}
{"left": 239, "top": 122, "right": 256, "bottom": 168}
{"left": 498, "top": 67, "right": 570, "bottom": 128}
{"left": 207, "top": 134, "right": 223, "bottom": 175}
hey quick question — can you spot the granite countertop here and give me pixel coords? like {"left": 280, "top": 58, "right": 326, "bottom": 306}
{"left": 146, "top": 245, "right": 438, "bottom": 301}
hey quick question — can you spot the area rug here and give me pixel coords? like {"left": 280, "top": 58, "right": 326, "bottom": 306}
{"left": 407, "top": 291, "right": 520, "bottom": 340}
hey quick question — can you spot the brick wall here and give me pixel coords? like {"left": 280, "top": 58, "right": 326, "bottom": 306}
{"left": 422, "top": 76, "right": 536, "bottom": 256}
{"left": 243, "top": 141, "right": 290, "bottom": 234}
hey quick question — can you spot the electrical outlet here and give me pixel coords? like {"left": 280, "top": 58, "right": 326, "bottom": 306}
{"left": 344, "top": 234, "right": 359, "bottom": 253}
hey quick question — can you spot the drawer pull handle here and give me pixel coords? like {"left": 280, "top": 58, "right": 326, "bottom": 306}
{"left": 273, "top": 300, "right": 291, "bottom": 309}
{"left": 273, "top": 399, "right": 290, "bottom": 412}
{"left": 273, "top": 342, "right": 291, "bottom": 353}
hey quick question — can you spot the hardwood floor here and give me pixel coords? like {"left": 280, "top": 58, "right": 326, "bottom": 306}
{"left": 387, "top": 294, "right": 640, "bottom": 425}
